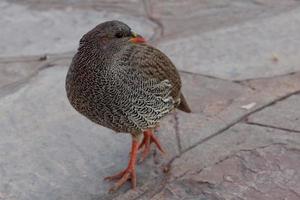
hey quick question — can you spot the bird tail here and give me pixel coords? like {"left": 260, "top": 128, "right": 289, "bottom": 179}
{"left": 177, "top": 93, "right": 191, "bottom": 113}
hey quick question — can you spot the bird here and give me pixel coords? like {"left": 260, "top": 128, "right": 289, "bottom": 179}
{"left": 65, "top": 20, "right": 191, "bottom": 192}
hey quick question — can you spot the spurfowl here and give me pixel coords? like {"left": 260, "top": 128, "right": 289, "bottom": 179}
{"left": 65, "top": 20, "right": 191, "bottom": 192}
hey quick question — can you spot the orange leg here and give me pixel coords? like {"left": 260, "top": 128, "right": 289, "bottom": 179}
{"left": 138, "top": 129, "right": 165, "bottom": 162}
{"left": 104, "top": 136, "right": 139, "bottom": 192}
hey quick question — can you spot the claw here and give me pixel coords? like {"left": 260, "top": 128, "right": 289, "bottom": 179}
{"left": 105, "top": 167, "right": 136, "bottom": 193}
{"left": 105, "top": 137, "right": 139, "bottom": 192}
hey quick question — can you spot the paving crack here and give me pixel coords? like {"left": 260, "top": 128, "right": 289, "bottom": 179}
{"left": 178, "top": 69, "right": 299, "bottom": 93}
{"left": 245, "top": 121, "right": 300, "bottom": 133}
{"left": 179, "top": 69, "right": 233, "bottom": 82}
{"left": 233, "top": 80, "right": 257, "bottom": 91}
{"left": 169, "top": 142, "right": 299, "bottom": 200}
{"left": 234, "top": 71, "right": 299, "bottom": 83}
{"left": 112, "top": 87, "right": 300, "bottom": 199}
{"left": 160, "top": 90, "right": 300, "bottom": 180}
{"left": 248, "top": 0, "right": 265, "bottom": 6}
{"left": 239, "top": 143, "right": 288, "bottom": 153}
{"left": 142, "top": 0, "right": 164, "bottom": 42}
{"left": 173, "top": 112, "right": 182, "bottom": 154}
{"left": 0, "top": 52, "right": 74, "bottom": 64}
{"left": 289, "top": 188, "right": 300, "bottom": 199}
{"left": 114, "top": 75, "right": 300, "bottom": 199}
{"left": 179, "top": 70, "right": 257, "bottom": 93}
{"left": 126, "top": 171, "right": 170, "bottom": 200}
{"left": 0, "top": 62, "right": 57, "bottom": 98}
{"left": 183, "top": 143, "right": 287, "bottom": 180}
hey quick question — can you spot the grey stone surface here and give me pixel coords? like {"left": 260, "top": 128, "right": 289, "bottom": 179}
{"left": 150, "top": 124, "right": 300, "bottom": 200}
{"left": 158, "top": 6, "right": 300, "bottom": 80}
{"left": 171, "top": 123, "right": 300, "bottom": 179}
{"left": 177, "top": 72, "right": 252, "bottom": 150}
{"left": 248, "top": 94, "right": 300, "bottom": 132}
{"left": 115, "top": 123, "right": 300, "bottom": 200}
{"left": 180, "top": 72, "right": 247, "bottom": 114}
{"left": 0, "top": 61, "right": 42, "bottom": 88}
{"left": 151, "top": 0, "right": 299, "bottom": 38}
{"left": 177, "top": 71, "right": 300, "bottom": 150}
{"left": 0, "top": 1, "right": 154, "bottom": 57}
{"left": 11, "top": 0, "right": 145, "bottom": 14}
{"left": 113, "top": 71, "right": 300, "bottom": 199}
{"left": 0, "top": 65, "right": 178, "bottom": 200}
{"left": 241, "top": 71, "right": 300, "bottom": 96}
{"left": 1, "top": 0, "right": 300, "bottom": 199}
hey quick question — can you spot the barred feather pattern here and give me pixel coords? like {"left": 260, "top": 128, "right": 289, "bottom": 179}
{"left": 66, "top": 40, "right": 181, "bottom": 134}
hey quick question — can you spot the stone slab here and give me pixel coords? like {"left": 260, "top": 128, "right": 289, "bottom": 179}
{"left": 0, "top": 61, "right": 42, "bottom": 89}
{"left": 10, "top": 0, "right": 145, "bottom": 15}
{"left": 1, "top": 1, "right": 300, "bottom": 199}
{"left": 148, "top": 123, "right": 300, "bottom": 200}
{"left": 177, "top": 72, "right": 251, "bottom": 150}
{"left": 0, "top": 1, "right": 154, "bottom": 57}
{"left": 157, "top": 6, "right": 300, "bottom": 80}
{"left": 177, "top": 71, "right": 300, "bottom": 150}
{"left": 0, "top": 65, "right": 178, "bottom": 200}
{"left": 180, "top": 72, "right": 247, "bottom": 115}
{"left": 248, "top": 94, "right": 300, "bottom": 132}
{"left": 151, "top": 0, "right": 299, "bottom": 38}
{"left": 241, "top": 71, "right": 300, "bottom": 97}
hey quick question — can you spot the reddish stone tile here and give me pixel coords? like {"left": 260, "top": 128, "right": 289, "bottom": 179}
{"left": 148, "top": 124, "right": 300, "bottom": 200}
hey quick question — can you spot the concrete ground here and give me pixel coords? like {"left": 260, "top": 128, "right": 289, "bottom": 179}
{"left": 1, "top": 0, "right": 300, "bottom": 199}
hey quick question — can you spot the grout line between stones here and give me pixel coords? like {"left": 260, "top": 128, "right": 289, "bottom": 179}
{"left": 0, "top": 63, "right": 57, "bottom": 98}
{"left": 179, "top": 69, "right": 232, "bottom": 82}
{"left": 0, "top": 52, "right": 74, "bottom": 64}
{"left": 245, "top": 121, "right": 300, "bottom": 133}
{"left": 135, "top": 90, "right": 300, "bottom": 199}
{"left": 173, "top": 112, "right": 182, "bottom": 154}
{"left": 234, "top": 71, "right": 297, "bottom": 83}
{"left": 0, "top": 51, "right": 235, "bottom": 84}
{"left": 179, "top": 89, "right": 300, "bottom": 157}
{"left": 142, "top": 0, "right": 164, "bottom": 42}
{"left": 1, "top": 55, "right": 300, "bottom": 95}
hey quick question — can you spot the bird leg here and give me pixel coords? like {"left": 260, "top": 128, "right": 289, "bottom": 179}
{"left": 104, "top": 135, "right": 140, "bottom": 192}
{"left": 138, "top": 129, "right": 165, "bottom": 162}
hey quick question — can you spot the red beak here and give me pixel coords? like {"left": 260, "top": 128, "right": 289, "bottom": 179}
{"left": 130, "top": 33, "right": 146, "bottom": 43}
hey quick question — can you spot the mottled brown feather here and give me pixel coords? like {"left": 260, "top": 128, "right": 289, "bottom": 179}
{"left": 65, "top": 21, "right": 191, "bottom": 134}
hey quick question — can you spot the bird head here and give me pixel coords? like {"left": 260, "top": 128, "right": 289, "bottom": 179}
{"left": 79, "top": 20, "right": 146, "bottom": 49}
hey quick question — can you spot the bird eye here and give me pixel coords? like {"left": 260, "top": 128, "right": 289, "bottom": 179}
{"left": 115, "top": 32, "right": 123, "bottom": 38}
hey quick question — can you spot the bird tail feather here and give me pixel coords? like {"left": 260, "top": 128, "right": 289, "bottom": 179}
{"left": 177, "top": 93, "right": 191, "bottom": 113}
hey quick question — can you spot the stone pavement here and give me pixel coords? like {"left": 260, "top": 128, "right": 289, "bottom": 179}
{"left": 1, "top": 0, "right": 300, "bottom": 200}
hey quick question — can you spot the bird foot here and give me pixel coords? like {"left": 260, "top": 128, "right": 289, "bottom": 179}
{"left": 138, "top": 129, "right": 165, "bottom": 162}
{"left": 104, "top": 138, "right": 139, "bottom": 193}
{"left": 104, "top": 166, "right": 136, "bottom": 193}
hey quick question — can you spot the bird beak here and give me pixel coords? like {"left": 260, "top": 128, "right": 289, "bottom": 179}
{"left": 130, "top": 31, "right": 146, "bottom": 43}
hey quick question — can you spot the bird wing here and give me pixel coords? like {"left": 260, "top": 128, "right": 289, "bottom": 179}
{"left": 110, "top": 65, "right": 175, "bottom": 132}
{"left": 127, "top": 44, "right": 191, "bottom": 113}
{"left": 126, "top": 44, "right": 181, "bottom": 98}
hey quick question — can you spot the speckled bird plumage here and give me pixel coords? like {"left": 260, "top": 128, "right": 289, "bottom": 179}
{"left": 66, "top": 21, "right": 190, "bottom": 135}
